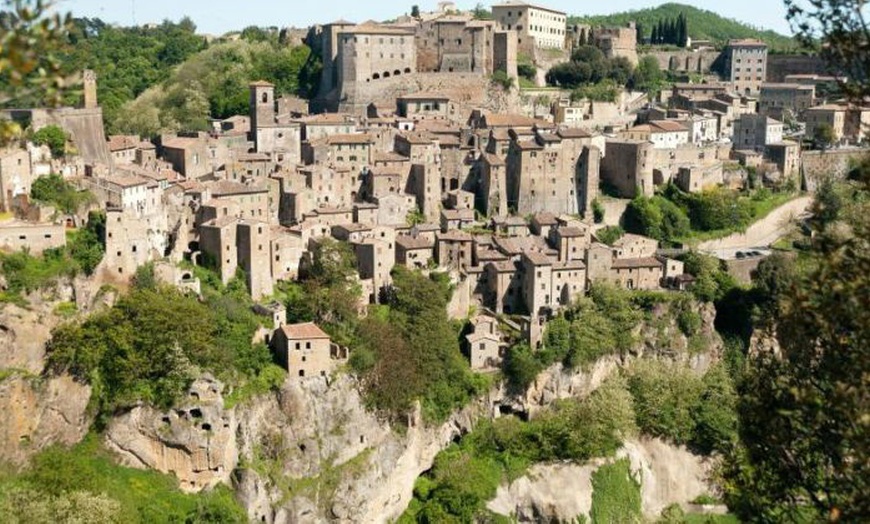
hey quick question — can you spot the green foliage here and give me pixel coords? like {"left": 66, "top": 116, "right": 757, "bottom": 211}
{"left": 570, "top": 79, "right": 621, "bottom": 102}
{"left": 569, "top": 3, "right": 798, "bottom": 52}
{"left": 723, "top": 176, "right": 870, "bottom": 521}
{"left": 0, "top": 248, "right": 70, "bottom": 294}
{"left": 592, "top": 198, "right": 605, "bottom": 223}
{"left": 590, "top": 459, "right": 643, "bottom": 524}
{"left": 680, "top": 251, "right": 737, "bottom": 303}
{"left": 354, "top": 267, "right": 486, "bottom": 423}
{"left": 0, "top": 209, "right": 102, "bottom": 290}
{"left": 402, "top": 379, "right": 637, "bottom": 522}
{"left": 46, "top": 274, "right": 278, "bottom": 418}
{"left": 30, "top": 174, "right": 94, "bottom": 214}
{"left": 39, "top": 18, "right": 207, "bottom": 130}
{"left": 623, "top": 194, "right": 691, "bottom": 243}
{"left": 627, "top": 361, "right": 737, "bottom": 454}
{"left": 67, "top": 211, "right": 105, "bottom": 275}
{"left": 283, "top": 238, "right": 361, "bottom": 347}
{"left": 107, "top": 37, "right": 315, "bottom": 136}
{"left": 595, "top": 225, "right": 625, "bottom": 246}
{"left": 30, "top": 125, "right": 66, "bottom": 157}
{"left": 629, "top": 55, "right": 667, "bottom": 97}
{"left": 547, "top": 45, "right": 633, "bottom": 89}
{"left": 0, "top": 434, "right": 246, "bottom": 523}
{"left": 490, "top": 70, "right": 514, "bottom": 90}
{"left": 505, "top": 285, "right": 650, "bottom": 391}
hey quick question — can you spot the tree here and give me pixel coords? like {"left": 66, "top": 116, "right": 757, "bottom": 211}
{"left": 785, "top": 0, "right": 870, "bottom": 102}
{"left": 635, "top": 23, "right": 644, "bottom": 45}
{"left": 411, "top": 5, "right": 420, "bottom": 18}
{"left": 630, "top": 55, "right": 665, "bottom": 96}
{"left": 30, "top": 125, "right": 66, "bottom": 157}
{"left": 813, "top": 122, "right": 836, "bottom": 150}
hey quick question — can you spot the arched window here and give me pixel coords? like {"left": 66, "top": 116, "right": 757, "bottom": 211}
{"left": 372, "top": 73, "right": 380, "bottom": 80}
{"left": 404, "top": 67, "right": 411, "bottom": 73}
{"left": 261, "top": 92, "right": 268, "bottom": 103}
{"left": 394, "top": 70, "right": 401, "bottom": 76}
{"left": 384, "top": 71, "right": 391, "bottom": 78}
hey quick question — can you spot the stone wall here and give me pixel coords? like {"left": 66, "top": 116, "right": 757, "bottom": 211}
{"left": 801, "top": 148, "right": 870, "bottom": 190}
{"left": 640, "top": 50, "right": 720, "bottom": 74}
{"left": 338, "top": 72, "right": 518, "bottom": 117}
{"left": 766, "top": 54, "right": 829, "bottom": 82}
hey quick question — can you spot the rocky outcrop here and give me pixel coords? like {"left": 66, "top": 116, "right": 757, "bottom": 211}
{"left": 0, "top": 373, "right": 92, "bottom": 466}
{"left": 487, "top": 438, "right": 712, "bottom": 522}
{"left": 100, "top": 298, "right": 725, "bottom": 522}
{"left": 104, "top": 376, "right": 237, "bottom": 493}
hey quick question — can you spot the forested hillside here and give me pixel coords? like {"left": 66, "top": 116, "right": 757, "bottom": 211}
{"left": 570, "top": 3, "right": 798, "bottom": 51}
{"left": 0, "top": 17, "right": 320, "bottom": 137}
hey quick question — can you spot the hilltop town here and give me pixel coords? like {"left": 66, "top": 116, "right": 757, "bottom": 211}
{"left": 0, "top": 1, "right": 867, "bottom": 522}
{"left": 3, "top": 1, "right": 862, "bottom": 372}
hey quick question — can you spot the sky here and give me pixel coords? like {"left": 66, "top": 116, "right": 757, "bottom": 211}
{"left": 56, "top": 0, "right": 794, "bottom": 36}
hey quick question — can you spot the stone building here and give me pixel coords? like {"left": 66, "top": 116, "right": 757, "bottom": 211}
{"left": 271, "top": 322, "right": 340, "bottom": 379}
{"left": 0, "top": 221, "right": 66, "bottom": 254}
{"left": 601, "top": 140, "right": 654, "bottom": 198}
{"left": 591, "top": 23, "right": 638, "bottom": 66}
{"left": 0, "top": 148, "right": 33, "bottom": 212}
{"left": 416, "top": 15, "right": 495, "bottom": 74}
{"left": 491, "top": 1, "right": 567, "bottom": 51}
{"left": 505, "top": 128, "right": 600, "bottom": 217}
{"left": 621, "top": 120, "right": 690, "bottom": 149}
{"left": 722, "top": 39, "right": 768, "bottom": 95}
{"left": 758, "top": 83, "right": 816, "bottom": 120}
{"left": 237, "top": 220, "right": 274, "bottom": 300}
{"left": 733, "top": 114, "right": 784, "bottom": 151}
{"left": 805, "top": 104, "right": 847, "bottom": 144}
{"left": 396, "top": 234, "right": 434, "bottom": 269}
{"left": 249, "top": 81, "right": 302, "bottom": 165}
{"left": 465, "top": 315, "right": 505, "bottom": 370}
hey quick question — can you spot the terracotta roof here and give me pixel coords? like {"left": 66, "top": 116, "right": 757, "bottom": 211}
{"left": 438, "top": 230, "right": 473, "bottom": 242}
{"left": 523, "top": 251, "right": 554, "bottom": 266}
{"left": 728, "top": 38, "right": 767, "bottom": 47}
{"left": 298, "top": 113, "right": 355, "bottom": 124}
{"left": 516, "top": 140, "right": 544, "bottom": 151}
{"left": 441, "top": 208, "right": 475, "bottom": 220}
{"left": 162, "top": 136, "right": 203, "bottom": 150}
{"left": 398, "top": 92, "right": 450, "bottom": 101}
{"left": 557, "top": 128, "right": 592, "bottom": 139}
{"left": 557, "top": 227, "right": 586, "bottom": 238}
{"left": 483, "top": 113, "right": 538, "bottom": 128}
{"left": 372, "top": 151, "right": 409, "bottom": 163}
{"left": 650, "top": 120, "right": 688, "bottom": 133}
{"left": 326, "top": 133, "right": 373, "bottom": 145}
{"left": 487, "top": 260, "right": 519, "bottom": 273}
{"left": 399, "top": 132, "right": 435, "bottom": 145}
{"left": 210, "top": 180, "right": 267, "bottom": 196}
{"left": 613, "top": 233, "right": 655, "bottom": 246}
{"left": 249, "top": 80, "right": 274, "bottom": 87}
{"left": 106, "top": 174, "right": 149, "bottom": 188}
{"left": 107, "top": 135, "right": 139, "bottom": 152}
{"left": 341, "top": 25, "right": 414, "bottom": 35}
{"left": 531, "top": 213, "right": 557, "bottom": 226}
{"left": 611, "top": 257, "right": 664, "bottom": 269}
{"left": 554, "top": 260, "right": 586, "bottom": 270}
{"left": 281, "top": 322, "right": 330, "bottom": 340}
{"left": 396, "top": 235, "right": 434, "bottom": 250}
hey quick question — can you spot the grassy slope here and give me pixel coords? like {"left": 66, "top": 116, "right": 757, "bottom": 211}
{"left": 569, "top": 2, "right": 797, "bottom": 52}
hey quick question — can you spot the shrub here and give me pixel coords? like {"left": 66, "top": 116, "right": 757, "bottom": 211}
{"left": 595, "top": 225, "right": 624, "bottom": 246}
{"left": 592, "top": 198, "right": 605, "bottom": 223}
{"left": 30, "top": 125, "right": 67, "bottom": 157}
{"left": 590, "top": 459, "right": 643, "bottom": 524}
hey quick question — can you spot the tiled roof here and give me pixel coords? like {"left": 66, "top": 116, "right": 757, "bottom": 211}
{"left": 611, "top": 257, "right": 663, "bottom": 269}
{"left": 282, "top": 322, "right": 330, "bottom": 340}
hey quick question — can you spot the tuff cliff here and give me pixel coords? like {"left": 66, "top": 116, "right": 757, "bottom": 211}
{"left": 102, "top": 300, "right": 723, "bottom": 523}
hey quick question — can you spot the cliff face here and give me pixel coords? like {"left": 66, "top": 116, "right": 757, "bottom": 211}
{"left": 101, "top": 300, "right": 724, "bottom": 523}
{"left": 0, "top": 277, "right": 109, "bottom": 466}
{"left": 488, "top": 438, "right": 713, "bottom": 522}
{"left": 0, "top": 374, "right": 91, "bottom": 466}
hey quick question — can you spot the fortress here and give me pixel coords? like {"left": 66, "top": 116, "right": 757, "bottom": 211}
{"left": 313, "top": 4, "right": 543, "bottom": 114}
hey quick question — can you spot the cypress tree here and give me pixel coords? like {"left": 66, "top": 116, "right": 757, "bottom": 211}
{"left": 679, "top": 13, "right": 689, "bottom": 47}
{"left": 651, "top": 24, "right": 659, "bottom": 45}
{"left": 636, "top": 22, "right": 644, "bottom": 45}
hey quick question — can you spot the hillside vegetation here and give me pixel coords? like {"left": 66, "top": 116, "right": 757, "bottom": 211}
{"left": 570, "top": 3, "right": 798, "bottom": 51}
